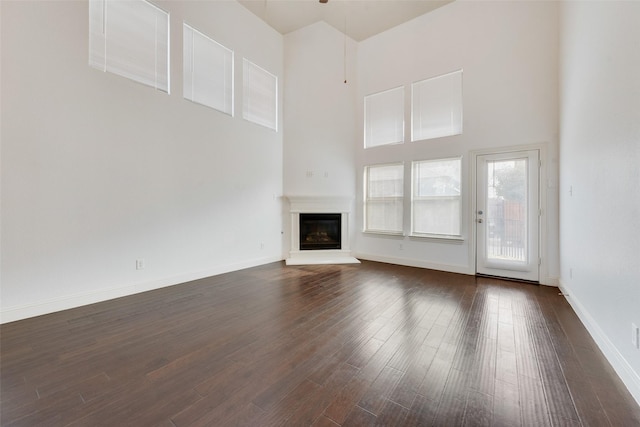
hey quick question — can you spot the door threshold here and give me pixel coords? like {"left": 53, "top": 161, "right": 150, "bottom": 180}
{"left": 475, "top": 273, "right": 539, "bottom": 285}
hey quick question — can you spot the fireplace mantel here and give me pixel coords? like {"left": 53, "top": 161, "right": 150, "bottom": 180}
{"left": 286, "top": 196, "right": 353, "bottom": 213}
{"left": 285, "top": 196, "right": 360, "bottom": 266}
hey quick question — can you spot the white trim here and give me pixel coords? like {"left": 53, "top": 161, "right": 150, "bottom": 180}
{"left": 0, "top": 255, "right": 282, "bottom": 324}
{"left": 362, "top": 230, "right": 405, "bottom": 237}
{"left": 408, "top": 234, "right": 464, "bottom": 242}
{"left": 355, "top": 252, "right": 473, "bottom": 276}
{"left": 559, "top": 280, "right": 640, "bottom": 406}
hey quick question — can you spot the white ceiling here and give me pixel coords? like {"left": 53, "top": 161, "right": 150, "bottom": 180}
{"left": 237, "top": 0, "right": 454, "bottom": 41}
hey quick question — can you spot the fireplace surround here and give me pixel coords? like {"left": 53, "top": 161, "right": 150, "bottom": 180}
{"left": 285, "top": 196, "right": 360, "bottom": 265}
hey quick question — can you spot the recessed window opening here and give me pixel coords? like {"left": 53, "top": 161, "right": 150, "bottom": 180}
{"left": 411, "top": 69, "right": 463, "bottom": 141}
{"left": 243, "top": 59, "right": 278, "bottom": 131}
{"left": 364, "top": 86, "right": 404, "bottom": 148}
{"left": 183, "top": 23, "right": 234, "bottom": 115}
{"left": 364, "top": 163, "right": 404, "bottom": 234}
{"left": 411, "top": 157, "right": 462, "bottom": 237}
{"left": 89, "top": 0, "right": 170, "bottom": 93}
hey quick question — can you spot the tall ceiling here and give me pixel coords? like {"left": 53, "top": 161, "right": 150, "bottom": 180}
{"left": 237, "top": 0, "right": 454, "bottom": 42}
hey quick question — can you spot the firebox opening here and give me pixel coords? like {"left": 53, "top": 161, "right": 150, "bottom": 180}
{"left": 299, "top": 213, "right": 341, "bottom": 251}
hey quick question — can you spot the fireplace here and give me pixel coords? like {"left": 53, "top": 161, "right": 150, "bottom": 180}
{"left": 299, "top": 213, "right": 341, "bottom": 251}
{"left": 285, "top": 196, "right": 360, "bottom": 265}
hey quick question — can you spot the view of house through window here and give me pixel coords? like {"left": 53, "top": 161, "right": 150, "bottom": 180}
{"left": 486, "top": 158, "right": 528, "bottom": 262}
{"left": 363, "top": 70, "right": 464, "bottom": 238}
{"left": 364, "top": 163, "right": 404, "bottom": 234}
{"left": 411, "top": 158, "right": 462, "bottom": 237}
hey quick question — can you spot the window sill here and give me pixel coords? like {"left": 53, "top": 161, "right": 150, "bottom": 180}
{"left": 362, "top": 230, "right": 405, "bottom": 238}
{"left": 409, "top": 233, "right": 464, "bottom": 243}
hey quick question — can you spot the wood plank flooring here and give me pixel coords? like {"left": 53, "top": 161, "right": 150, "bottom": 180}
{"left": 1, "top": 261, "right": 639, "bottom": 426}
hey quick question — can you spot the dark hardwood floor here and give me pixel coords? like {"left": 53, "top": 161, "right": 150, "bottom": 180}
{"left": 1, "top": 261, "right": 639, "bottom": 426}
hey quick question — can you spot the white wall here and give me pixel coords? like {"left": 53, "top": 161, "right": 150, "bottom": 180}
{"left": 282, "top": 21, "right": 358, "bottom": 255}
{"left": 559, "top": 1, "right": 640, "bottom": 404}
{"left": 353, "top": 1, "right": 560, "bottom": 283}
{"left": 0, "top": 0, "right": 284, "bottom": 323}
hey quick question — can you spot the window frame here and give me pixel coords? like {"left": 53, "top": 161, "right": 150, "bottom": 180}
{"left": 89, "top": 0, "right": 170, "bottom": 93}
{"left": 363, "top": 162, "right": 405, "bottom": 235}
{"left": 411, "top": 69, "right": 463, "bottom": 142}
{"left": 364, "top": 86, "right": 405, "bottom": 149}
{"left": 410, "top": 157, "right": 463, "bottom": 239}
{"left": 183, "top": 23, "right": 234, "bottom": 116}
{"left": 242, "top": 58, "right": 278, "bottom": 131}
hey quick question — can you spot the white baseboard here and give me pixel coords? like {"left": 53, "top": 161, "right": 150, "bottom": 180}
{"left": 559, "top": 280, "right": 640, "bottom": 406}
{"left": 354, "top": 252, "right": 473, "bottom": 276}
{"left": 0, "top": 255, "right": 283, "bottom": 324}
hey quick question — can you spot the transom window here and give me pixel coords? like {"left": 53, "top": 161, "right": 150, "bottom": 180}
{"left": 364, "top": 86, "right": 404, "bottom": 149}
{"left": 89, "top": 0, "right": 170, "bottom": 93}
{"left": 183, "top": 23, "right": 234, "bottom": 115}
{"left": 243, "top": 59, "right": 278, "bottom": 131}
{"left": 411, "top": 70, "right": 463, "bottom": 141}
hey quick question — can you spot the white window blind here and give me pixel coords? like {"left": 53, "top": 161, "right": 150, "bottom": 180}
{"left": 411, "top": 70, "right": 463, "bottom": 141}
{"left": 364, "top": 163, "right": 404, "bottom": 234}
{"left": 89, "top": 0, "right": 170, "bottom": 93}
{"left": 243, "top": 59, "right": 277, "bottom": 131}
{"left": 364, "top": 86, "right": 404, "bottom": 148}
{"left": 411, "top": 157, "right": 462, "bottom": 237}
{"left": 183, "top": 24, "right": 234, "bottom": 115}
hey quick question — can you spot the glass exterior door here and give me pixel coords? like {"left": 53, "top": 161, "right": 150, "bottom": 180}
{"left": 476, "top": 150, "right": 539, "bottom": 282}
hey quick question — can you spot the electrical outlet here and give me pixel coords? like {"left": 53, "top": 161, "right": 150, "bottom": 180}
{"left": 136, "top": 259, "right": 145, "bottom": 270}
{"left": 569, "top": 268, "right": 573, "bottom": 279}
{"left": 399, "top": 243, "right": 403, "bottom": 251}
{"left": 632, "top": 323, "right": 639, "bottom": 349}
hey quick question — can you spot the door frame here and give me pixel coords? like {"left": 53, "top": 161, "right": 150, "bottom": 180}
{"left": 469, "top": 143, "right": 549, "bottom": 284}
